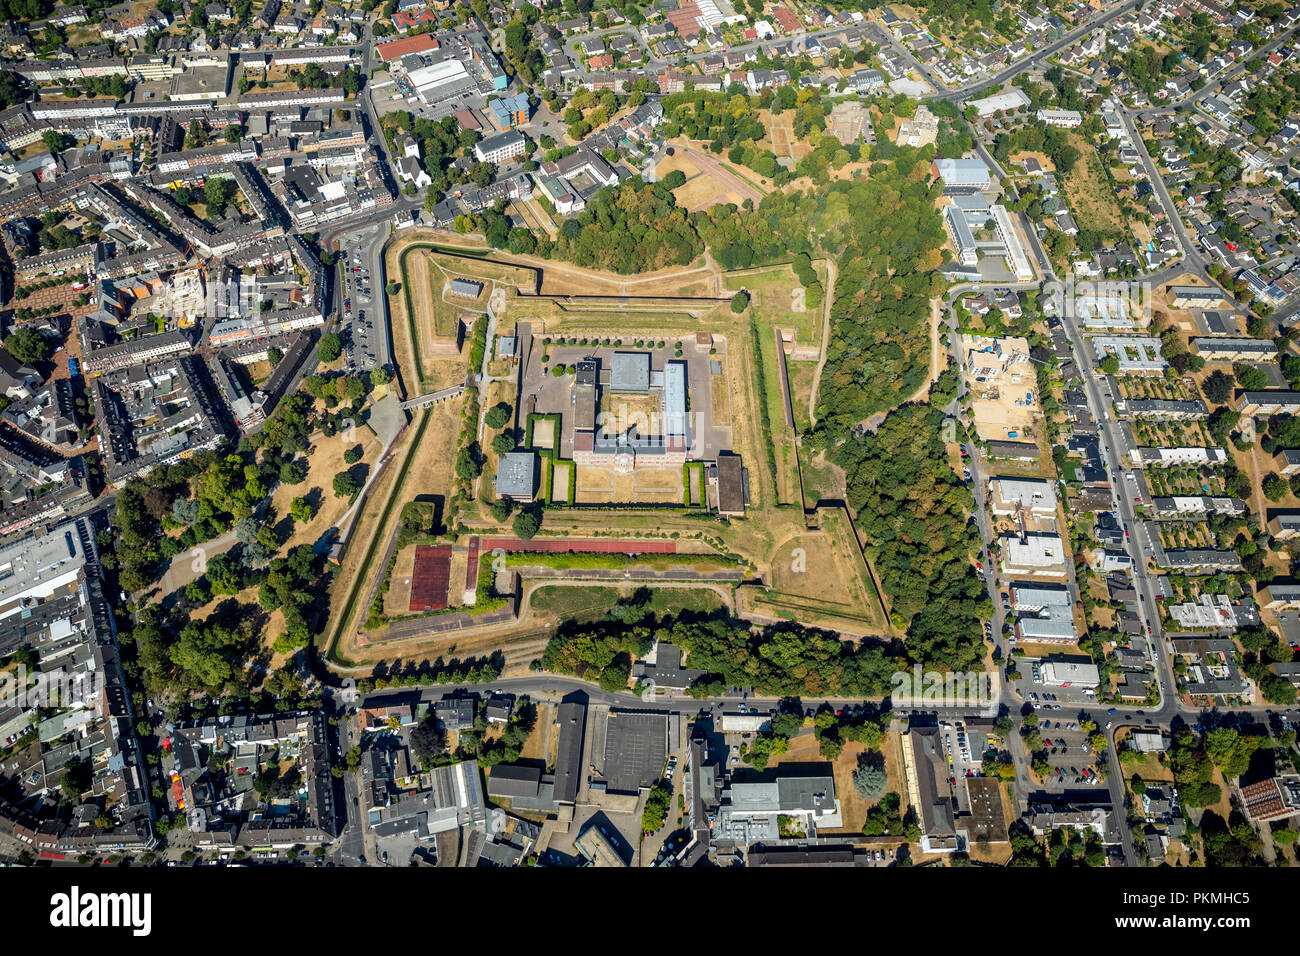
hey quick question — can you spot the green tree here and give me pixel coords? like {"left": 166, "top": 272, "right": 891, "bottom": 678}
{"left": 3, "top": 326, "right": 48, "bottom": 365}
{"left": 852, "top": 761, "right": 888, "bottom": 801}
{"left": 1202, "top": 369, "right": 1236, "bottom": 405}
{"left": 1234, "top": 363, "right": 1269, "bottom": 391}
{"left": 41, "top": 128, "right": 65, "bottom": 155}
{"left": 318, "top": 332, "right": 343, "bottom": 363}
{"left": 512, "top": 509, "right": 540, "bottom": 540}
{"left": 332, "top": 471, "right": 359, "bottom": 498}
{"left": 290, "top": 497, "right": 313, "bottom": 523}
{"left": 1264, "top": 473, "right": 1289, "bottom": 501}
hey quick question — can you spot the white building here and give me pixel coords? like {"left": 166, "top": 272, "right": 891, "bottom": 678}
{"left": 1036, "top": 109, "right": 1083, "bottom": 127}
{"left": 968, "top": 87, "right": 1031, "bottom": 117}
{"left": 1000, "top": 533, "right": 1067, "bottom": 578}
{"left": 1039, "top": 661, "right": 1101, "bottom": 688}
{"left": 989, "top": 477, "right": 1058, "bottom": 517}
{"left": 474, "top": 130, "right": 526, "bottom": 164}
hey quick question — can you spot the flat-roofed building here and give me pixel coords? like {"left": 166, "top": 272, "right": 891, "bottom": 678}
{"left": 609, "top": 351, "right": 650, "bottom": 392}
{"left": 1036, "top": 108, "right": 1082, "bottom": 127}
{"left": 1039, "top": 661, "right": 1100, "bottom": 688}
{"left": 494, "top": 451, "right": 537, "bottom": 500}
{"left": 473, "top": 129, "right": 526, "bottom": 164}
{"left": 1130, "top": 731, "right": 1167, "bottom": 753}
{"left": 574, "top": 822, "right": 627, "bottom": 866}
{"left": 1092, "top": 336, "right": 1167, "bottom": 374}
{"left": 933, "top": 157, "right": 991, "bottom": 189}
{"left": 944, "top": 203, "right": 978, "bottom": 265}
{"left": 968, "top": 87, "right": 1030, "bottom": 117}
{"left": 999, "top": 533, "right": 1067, "bottom": 578}
{"left": 989, "top": 477, "right": 1057, "bottom": 517}
{"left": 992, "top": 204, "right": 1034, "bottom": 281}
{"left": 716, "top": 453, "right": 746, "bottom": 516}
{"left": 715, "top": 765, "right": 843, "bottom": 846}
{"left": 964, "top": 777, "right": 1009, "bottom": 844}
{"left": 664, "top": 360, "right": 688, "bottom": 450}
{"left": 1008, "top": 584, "right": 1076, "bottom": 644}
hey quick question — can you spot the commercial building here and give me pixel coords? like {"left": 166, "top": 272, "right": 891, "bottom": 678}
{"left": 488, "top": 92, "right": 531, "bottom": 130}
{"left": 944, "top": 203, "right": 978, "bottom": 266}
{"left": 714, "top": 766, "right": 842, "bottom": 846}
{"left": 968, "top": 87, "right": 1031, "bottom": 117}
{"left": 1129, "top": 731, "right": 1167, "bottom": 754}
{"left": 473, "top": 129, "right": 527, "bottom": 164}
{"left": 1009, "top": 584, "right": 1077, "bottom": 644}
{"left": 999, "top": 533, "right": 1068, "bottom": 578}
{"left": 989, "top": 478, "right": 1057, "bottom": 517}
{"left": 1039, "top": 661, "right": 1101, "bottom": 688}
{"left": 933, "top": 157, "right": 992, "bottom": 190}
{"left": 991, "top": 204, "right": 1035, "bottom": 281}
{"left": 1036, "top": 109, "right": 1083, "bottom": 127}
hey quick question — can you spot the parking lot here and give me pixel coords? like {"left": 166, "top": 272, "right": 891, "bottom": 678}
{"left": 1027, "top": 711, "right": 1104, "bottom": 791}
{"left": 339, "top": 228, "right": 381, "bottom": 372}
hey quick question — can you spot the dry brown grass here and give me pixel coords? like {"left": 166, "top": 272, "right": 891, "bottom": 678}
{"left": 1061, "top": 131, "right": 1127, "bottom": 237}
{"left": 272, "top": 426, "right": 384, "bottom": 553}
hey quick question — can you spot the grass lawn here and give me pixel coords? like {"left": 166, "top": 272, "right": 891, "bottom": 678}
{"left": 723, "top": 264, "right": 823, "bottom": 349}
{"left": 530, "top": 584, "right": 725, "bottom": 624}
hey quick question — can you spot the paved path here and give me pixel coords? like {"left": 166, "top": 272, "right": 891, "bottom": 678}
{"left": 807, "top": 259, "right": 836, "bottom": 429}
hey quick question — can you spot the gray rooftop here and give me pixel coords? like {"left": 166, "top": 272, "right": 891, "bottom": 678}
{"left": 609, "top": 351, "right": 650, "bottom": 392}
{"left": 495, "top": 451, "right": 536, "bottom": 499}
